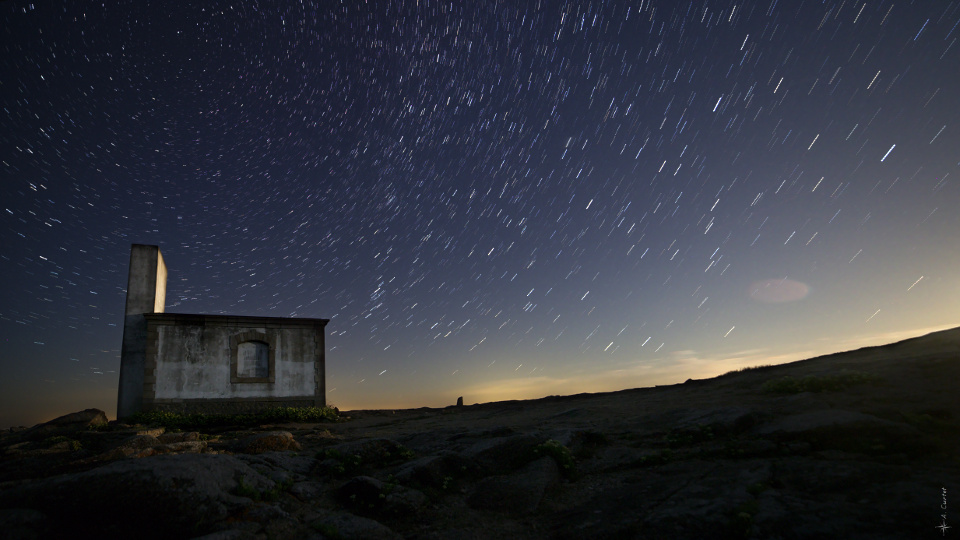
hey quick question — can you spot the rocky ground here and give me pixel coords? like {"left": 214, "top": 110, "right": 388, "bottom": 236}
{"left": 2, "top": 327, "right": 960, "bottom": 539}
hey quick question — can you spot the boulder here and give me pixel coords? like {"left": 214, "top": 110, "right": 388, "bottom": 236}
{"left": 0, "top": 508, "right": 52, "bottom": 539}
{"left": 322, "top": 438, "right": 410, "bottom": 465}
{"left": 335, "top": 476, "right": 427, "bottom": 517}
{"left": 119, "top": 433, "right": 162, "bottom": 450}
{"left": 309, "top": 511, "right": 403, "bottom": 540}
{"left": 188, "top": 530, "right": 259, "bottom": 540}
{"left": 382, "top": 486, "right": 428, "bottom": 516}
{"left": 394, "top": 454, "right": 477, "bottom": 488}
{"left": 38, "top": 409, "right": 108, "bottom": 430}
{"left": 158, "top": 431, "right": 200, "bottom": 444}
{"left": 86, "top": 438, "right": 207, "bottom": 464}
{"left": 13, "top": 409, "right": 108, "bottom": 442}
{"left": 290, "top": 481, "right": 326, "bottom": 500}
{"left": 336, "top": 475, "right": 386, "bottom": 511}
{"left": 157, "top": 440, "right": 207, "bottom": 454}
{"left": 231, "top": 431, "right": 301, "bottom": 454}
{"left": 756, "top": 409, "right": 910, "bottom": 434}
{"left": 0, "top": 454, "right": 274, "bottom": 539}
{"left": 467, "top": 457, "right": 559, "bottom": 514}
{"left": 463, "top": 433, "right": 543, "bottom": 474}
{"left": 236, "top": 451, "right": 316, "bottom": 476}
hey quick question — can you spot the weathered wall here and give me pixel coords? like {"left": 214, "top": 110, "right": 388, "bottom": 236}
{"left": 117, "top": 245, "right": 167, "bottom": 419}
{"left": 141, "top": 314, "right": 327, "bottom": 414}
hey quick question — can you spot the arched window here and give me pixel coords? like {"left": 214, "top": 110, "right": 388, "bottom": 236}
{"left": 230, "top": 331, "right": 275, "bottom": 383}
{"left": 237, "top": 341, "right": 269, "bottom": 378}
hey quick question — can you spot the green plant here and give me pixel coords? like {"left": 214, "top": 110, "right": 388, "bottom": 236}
{"left": 315, "top": 441, "right": 415, "bottom": 476}
{"left": 235, "top": 476, "right": 261, "bottom": 501}
{"left": 129, "top": 406, "right": 340, "bottom": 430}
{"left": 262, "top": 478, "right": 294, "bottom": 502}
{"left": 234, "top": 476, "right": 292, "bottom": 502}
{"left": 533, "top": 439, "right": 576, "bottom": 477}
{"left": 441, "top": 475, "right": 455, "bottom": 491}
{"left": 311, "top": 523, "right": 341, "bottom": 539}
{"left": 665, "top": 424, "right": 714, "bottom": 448}
{"left": 631, "top": 449, "right": 673, "bottom": 467}
{"left": 722, "top": 498, "right": 761, "bottom": 538}
{"left": 41, "top": 436, "right": 83, "bottom": 451}
{"left": 315, "top": 448, "right": 364, "bottom": 475}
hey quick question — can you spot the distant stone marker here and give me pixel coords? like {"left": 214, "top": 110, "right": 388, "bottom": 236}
{"left": 457, "top": 396, "right": 464, "bottom": 407}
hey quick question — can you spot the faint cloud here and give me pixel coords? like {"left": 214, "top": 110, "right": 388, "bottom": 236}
{"left": 748, "top": 278, "right": 810, "bottom": 303}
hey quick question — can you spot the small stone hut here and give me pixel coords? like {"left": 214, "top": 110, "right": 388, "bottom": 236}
{"left": 116, "top": 244, "right": 328, "bottom": 419}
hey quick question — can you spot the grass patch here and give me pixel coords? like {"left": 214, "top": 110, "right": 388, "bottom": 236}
{"left": 630, "top": 449, "right": 673, "bottom": 467}
{"left": 311, "top": 523, "right": 342, "bottom": 539}
{"left": 129, "top": 406, "right": 340, "bottom": 430}
{"left": 316, "top": 441, "right": 415, "bottom": 476}
{"left": 760, "top": 370, "right": 881, "bottom": 394}
{"left": 235, "top": 476, "right": 293, "bottom": 502}
{"left": 666, "top": 424, "right": 715, "bottom": 448}
{"left": 720, "top": 364, "right": 774, "bottom": 377}
{"left": 726, "top": 498, "right": 760, "bottom": 538}
{"left": 316, "top": 449, "right": 364, "bottom": 475}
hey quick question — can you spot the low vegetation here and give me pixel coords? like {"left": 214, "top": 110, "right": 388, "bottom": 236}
{"left": 235, "top": 475, "right": 294, "bottom": 502}
{"left": 129, "top": 406, "right": 340, "bottom": 430}
{"left": 41, "top": 435, "right": 83, "bottom": 451}
{"left": 760, "top": 370, "right": 881, "bottom": 394}
{"left": 720, "top": 364, "right": 775, "bottom": 376}
{"left": 316, "top": 441, "right": 416, "bottom": 476}
{"left": 533, "top": 439, "right": 576, "bottom": 477}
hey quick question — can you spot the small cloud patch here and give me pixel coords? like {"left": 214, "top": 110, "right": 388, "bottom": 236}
{"left": 748, "top": 279, "right": 810, "bottom": 303}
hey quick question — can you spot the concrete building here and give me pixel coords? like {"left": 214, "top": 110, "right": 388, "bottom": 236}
{"left": 116, "top": 245, "right": 328, "bottom": 419}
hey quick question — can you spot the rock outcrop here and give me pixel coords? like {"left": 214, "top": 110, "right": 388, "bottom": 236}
{"left": 0, "top": 454, "right": 275, "bottom": 539}
{"left": 3, "top": 327, "right": 960, "bottom": 538}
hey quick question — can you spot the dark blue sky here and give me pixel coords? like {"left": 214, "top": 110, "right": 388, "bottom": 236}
{"left": 2, "top": 0, "right": 959, "bottom": 427}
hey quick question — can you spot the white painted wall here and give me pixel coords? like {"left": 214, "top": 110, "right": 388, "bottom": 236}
{"left": 152, "top": 325, "right": 316, "bottom": 399}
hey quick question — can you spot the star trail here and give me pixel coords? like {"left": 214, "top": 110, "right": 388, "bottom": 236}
{"left": 2, "top": 1, "right": 959, "bottom": 426}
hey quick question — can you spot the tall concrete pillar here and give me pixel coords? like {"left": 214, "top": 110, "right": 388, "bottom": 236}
{"left": 117, "top": 244, "right": 167, "bottom": 419}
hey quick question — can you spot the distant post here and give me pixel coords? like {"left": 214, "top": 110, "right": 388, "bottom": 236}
{"left": 116, "top": 244, "right": 167, "bottom": 419}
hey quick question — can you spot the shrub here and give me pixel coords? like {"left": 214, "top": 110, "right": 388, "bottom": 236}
{"left": 533, "top": 439, "right": 576, "bottom": 477}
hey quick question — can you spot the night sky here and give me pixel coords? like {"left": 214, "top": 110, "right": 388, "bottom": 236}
{"left": 2, "top": 1, "right": 959, "bottom": 428}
